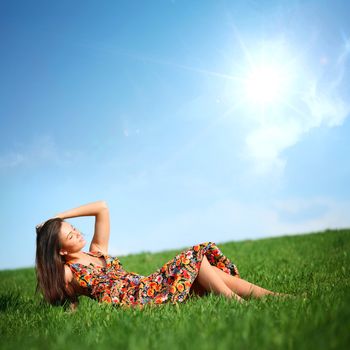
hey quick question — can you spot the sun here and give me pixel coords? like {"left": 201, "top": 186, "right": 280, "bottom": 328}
{"left": 243, "top": 63, "right": 292, "bottom": 107}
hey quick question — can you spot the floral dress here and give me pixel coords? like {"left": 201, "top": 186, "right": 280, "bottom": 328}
{"left": 66, "top": 241, "right": 240, "bottom": 309}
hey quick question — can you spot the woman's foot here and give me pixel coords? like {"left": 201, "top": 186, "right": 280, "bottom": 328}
{"left": 230, "top": 292, "right": 247, "bottom": 304}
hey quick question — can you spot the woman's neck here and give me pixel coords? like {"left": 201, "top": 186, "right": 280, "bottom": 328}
{"left": 64, "top": 250, "right": 84, "bottom": 263}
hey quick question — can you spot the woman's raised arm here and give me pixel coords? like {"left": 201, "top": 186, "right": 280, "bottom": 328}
{"left": 37, "top": 200, "right": 110, "bottom": 254}
{"left": 56, "top": 200, "right": 110, "bottom": 254}
{"left": 54, "top": 200, "right": 108, "bottom": 219}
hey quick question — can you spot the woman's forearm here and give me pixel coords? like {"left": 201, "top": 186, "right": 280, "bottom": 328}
{"left": 54, "top": 200, "right": 108, "bottom": 219}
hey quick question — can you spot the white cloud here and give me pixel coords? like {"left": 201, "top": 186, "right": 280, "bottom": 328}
{"left": 0, "top": 135, "right": 83, "bottom": 169}
{"left": 243, "top": 120, "right": 302, "bottom": 175}
{"left": 301, "top": 80, "right": 350, "bottom": 128}
{"left": 0, "top": 152, "right": 25, "bottom": 168}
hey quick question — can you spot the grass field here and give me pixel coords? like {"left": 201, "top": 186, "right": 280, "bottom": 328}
{"left": 1, "top": 229, "right": 349, "bottom": 350}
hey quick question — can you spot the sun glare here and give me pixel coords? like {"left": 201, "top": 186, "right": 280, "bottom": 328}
{"left": 243, "top": 63, "right": 291, "bottom": 106}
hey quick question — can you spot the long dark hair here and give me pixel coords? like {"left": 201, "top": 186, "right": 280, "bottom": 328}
{"left": 35, "top": 218, "right": 79, "bottom": 309}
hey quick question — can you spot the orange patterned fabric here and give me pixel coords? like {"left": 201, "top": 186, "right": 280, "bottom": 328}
{"left": 66, "top": 241, "right": 240, "bottom": 309}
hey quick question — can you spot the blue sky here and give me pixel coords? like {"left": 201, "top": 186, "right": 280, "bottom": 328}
{"left": 1, "top": 0, "right": 350, "bottom": 270}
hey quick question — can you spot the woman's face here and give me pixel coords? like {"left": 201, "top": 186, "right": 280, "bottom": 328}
{"left": 58, "top": 221, "right": 86, "bottom": 255}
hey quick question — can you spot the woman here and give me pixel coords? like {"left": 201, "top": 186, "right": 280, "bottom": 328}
{"left": 35, "top": 200, "right": 288, "bottom": 311}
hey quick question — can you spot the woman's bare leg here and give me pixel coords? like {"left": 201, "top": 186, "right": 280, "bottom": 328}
{"left": 211, "top": 266, "right": 282, "bottom": 299}
{"left": 195, "top": 256, "right": 245, "bottom": 303}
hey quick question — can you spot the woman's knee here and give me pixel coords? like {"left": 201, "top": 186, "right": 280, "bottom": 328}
{"left": 197, "top": 255, "right": 232, "bottom": 296}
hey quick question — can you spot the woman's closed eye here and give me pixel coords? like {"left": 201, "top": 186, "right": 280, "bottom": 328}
{"left": 69, "top": 227, "right": 77, "bottom": 239}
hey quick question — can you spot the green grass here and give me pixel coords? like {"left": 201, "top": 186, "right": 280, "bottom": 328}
{"left": 1, "top": 229, "right": 349, "bottom": 350}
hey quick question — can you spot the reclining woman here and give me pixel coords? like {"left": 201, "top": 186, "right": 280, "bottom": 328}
{"left": 35, "top": 200, "right": 290, "bottom": 311}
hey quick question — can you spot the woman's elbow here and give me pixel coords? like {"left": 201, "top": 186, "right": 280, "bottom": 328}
{"left": 99, "top": 200, "right": 108, "bottom": 210}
